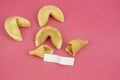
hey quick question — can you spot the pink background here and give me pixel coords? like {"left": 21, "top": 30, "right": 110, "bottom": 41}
{"left": 0, "top": 0, "right": 120, "bottom": 80}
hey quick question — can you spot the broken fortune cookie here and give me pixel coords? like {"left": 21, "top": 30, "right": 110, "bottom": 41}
{"left": 65, "top": 39, "right": 88, "bottom": 56}
{"left": 29, "top": 45, "right": 53, "bottom": 58}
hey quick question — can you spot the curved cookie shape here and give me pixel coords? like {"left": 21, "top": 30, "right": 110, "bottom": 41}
{"left": 35, "top": 26, "right": 62, "bottom": 49}
{"left": 29, "top": 45, "right": 53, "bottom": 58}
{"left": 38, "top": 5, "right": 64, "bottom": 27}
{"left": 65, "top": 39, "right": 88, "bottom": 56}
{"left": 5, "top": 16, "right": 30, "bottom": 41}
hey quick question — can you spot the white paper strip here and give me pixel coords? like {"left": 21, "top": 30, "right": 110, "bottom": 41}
{"left": 44, "top": 54, "right": 74, "bottom": 66}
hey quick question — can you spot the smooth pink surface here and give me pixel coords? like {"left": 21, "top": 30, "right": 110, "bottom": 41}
{"left": 0, "top": 0, "right": 120, "bottom": 80}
